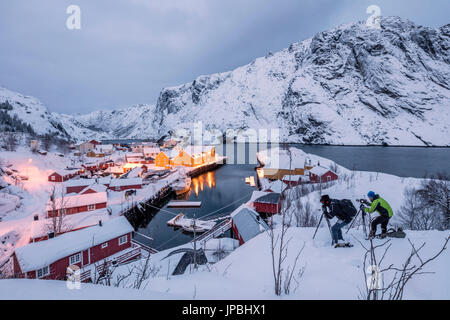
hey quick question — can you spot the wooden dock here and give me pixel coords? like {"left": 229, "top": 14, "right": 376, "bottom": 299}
{"left": 167, "top": 201, "right": 202, "bottom": 208}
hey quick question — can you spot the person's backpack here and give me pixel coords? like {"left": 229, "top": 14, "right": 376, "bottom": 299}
{"left": 338, "top": 199, "right": 357, "bottom": 219}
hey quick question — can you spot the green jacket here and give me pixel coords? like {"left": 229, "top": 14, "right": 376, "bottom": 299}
{"left": 365, "top": 196, "right": 393, "bottom": 218}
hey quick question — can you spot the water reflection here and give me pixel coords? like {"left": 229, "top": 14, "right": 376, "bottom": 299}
{"left": 189, "top": 171, "right": 216, "bottom": 198}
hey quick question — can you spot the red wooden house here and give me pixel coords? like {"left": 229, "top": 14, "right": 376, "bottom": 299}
{"left": 282, "top": 175, "right": 303, "bottom": 187}
{"left": 230, "top": 205, "right": 269, "bottom": 246}
{"left": 98, "top": 160, "right": 115, "bottom": 170}
{"left": 82, "top": 162, "right": 99, "bottom": 172}
{"left": 308, "top": 166, "right": 338, "bottom": 183}
{"left": 48, "top": 169, "right": 79, "bottom": 182}
{"left": 65, "top": 178, "right": 96, "bottom": 194}
{"left": 252, "top": 192, "right": 282, "bottom": 215}
{"left": 46, "top": 192, "right": 107, "bottom": 218}
{"left": 108, "top": 178, "right": 142, "bottom": 191}
{"left": 65, "top": 178, "right": 111, "bottom": 194}
{"left": 13, "top": 217, "right": 141, "bottom": 282}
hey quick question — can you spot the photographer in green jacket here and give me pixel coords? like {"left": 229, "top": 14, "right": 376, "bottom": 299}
{"left": 365, "top": 191, "right": 394, "bottom": 238}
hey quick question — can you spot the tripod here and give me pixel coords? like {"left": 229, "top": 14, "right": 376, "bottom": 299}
{"left": 346, "top": 200, "right": 370, "bottom": 237}
{"left": 313, "top": 206, "right": 333, "bottom": 244}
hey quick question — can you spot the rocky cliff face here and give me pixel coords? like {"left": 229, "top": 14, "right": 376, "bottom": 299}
{"left": 2, "top": 17, "right": 449, "bottom": 145}
{"left": 154, "top": 16, "right": 450, "bottom": 145}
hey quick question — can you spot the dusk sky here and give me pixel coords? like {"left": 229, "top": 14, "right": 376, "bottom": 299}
{"left": 0, "top": 0, "right": 449, "bottom": 114}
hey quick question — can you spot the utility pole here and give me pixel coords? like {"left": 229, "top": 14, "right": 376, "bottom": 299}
{"left": 193, "top": 213, "right": 197, "bottom": 270}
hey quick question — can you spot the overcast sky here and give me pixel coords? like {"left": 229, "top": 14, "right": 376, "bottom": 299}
{"left": 0, "top": 0, "right": 449, "bottom": 114}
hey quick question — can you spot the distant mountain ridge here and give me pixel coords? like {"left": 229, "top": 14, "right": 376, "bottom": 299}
{"left": 153, "top": 16, "right": 450, "bottom": 146}
{"left": 1, "top": 16, "right": 449, "bottom": 145}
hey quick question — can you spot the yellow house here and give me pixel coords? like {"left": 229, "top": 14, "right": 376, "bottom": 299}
{"left": 155, "top": 152, "right": 170, "bottom": 168}
{"left": 170, "top": 146, "right": 215, "bottom": 167}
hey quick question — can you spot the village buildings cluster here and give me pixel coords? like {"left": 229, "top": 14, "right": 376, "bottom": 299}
{"left": 9, "top": 139, "right": 338, "bottom": 282}
{"left": 11, "top": 138, "right": 223, "bottom": 281}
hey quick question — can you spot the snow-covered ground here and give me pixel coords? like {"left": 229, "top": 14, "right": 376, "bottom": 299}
{"left": 1, "top": 227, "right": 447, "bottom": 300}
{"left": 1, "top": 145, "right": 448, "bottom": 299}
{"left": 0, "top": 279, "right": 180, "bottom": 299}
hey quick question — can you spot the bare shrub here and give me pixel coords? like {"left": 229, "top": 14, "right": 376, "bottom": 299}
{"left": 2, "top": 132, "right": 19, "bottom": 151}
{"left": 398, "top": 187, "right": 442, "bottom": 230}
{"left": 356, "top": 235, "right": 449, "bottom": 300}
{"left": 398, "top": 174, "right": 450, "bottom": 230}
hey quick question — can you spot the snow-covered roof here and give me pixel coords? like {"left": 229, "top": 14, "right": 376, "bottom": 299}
{"left": 95, "top": 144, "right": 113, "bottom": 152}
{"left": 50, "top": 169, "right": 79, "bottom": 177}
{"left": 30, "top": 208, "right": 111, "bottom": 240}
{"left": 257, "top": 147, "right": 310, "bottom": 170}
{"left": 230, "top": 205, "right": 269, "bottom": 242}
{"left": 105, "top": 166, "right": 123, "bottom": 173}
{"left": 254, "top": 192, "right": 281, "bottom": 204}
{"left": 125, "top": 152, "right": 143, "bottom": 158}
{"left": 16, "top": 216, "right": 133, "bottom": 272}
{"left": 266, "top": 180, "right": 288, "bottom": 193}
{"left": 282, "top": 175, "right": 303, "bottom": 181}
{"left": 64, "top": 178, "right": 95, "bottom": 188}
{"left": 181, "top": 145, "right": 215, "bottom": 158}
{"left": 249, "top": 190, "right": 271, "bottom": 203}
{"left": 46, "top": 192, "right": 107, "bottom": 211}
{"left": 123, "top": 163, "right": 143, "bottom": 169}
{"left": 109, "top": 178, "right": 142, "bottom": 187}
{"left": 79, "top": 183, "right": 107, "bottom": 194}
{"left": 309, "top": 166, "right": 333, "bottom": 176}
{"left": 97, "top": 177, "right": 112, "bottom": 185}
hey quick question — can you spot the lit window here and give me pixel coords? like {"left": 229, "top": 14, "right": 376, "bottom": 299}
{"left": 37, "top": 266, "right": 49, "bottom": 278}
{"left": 69, "top": 253, "right": 81, "bottom": 265}
{"left": 118, "top": 235, "right": 127, "bottom": 245}
{"left": 101, "top": 242, "right": 108, "bottom": 249}
{"left": 51, "top": 176, "right": 55, "bottom": 181}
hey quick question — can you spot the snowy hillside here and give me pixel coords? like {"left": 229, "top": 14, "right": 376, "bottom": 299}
{"left": 0, "top": 86, "right": 157, "bottom": 142}
{"left": 58, "top": 104, "right": 157, "bottom": 141}
{"left": 0, "top": 87, "right": 71, "bottom": 139}
{"left": 154, "top": 16, "right": 450, "bottom": 146}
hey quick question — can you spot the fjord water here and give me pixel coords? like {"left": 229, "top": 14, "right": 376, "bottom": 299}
{"left": 136, "top": 144, "right": 449, "bottom": 250}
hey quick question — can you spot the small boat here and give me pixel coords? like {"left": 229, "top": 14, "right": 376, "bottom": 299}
{"left": 166, "top": 213, "right": 216, "bottom": 233}
{"left": 173, "top": 175, "right": 192, "bottom": 195}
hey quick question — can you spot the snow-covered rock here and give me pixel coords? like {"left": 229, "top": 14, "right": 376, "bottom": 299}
{"left": 154, "top": 16, "right": 450, "bottom": 146}
{"left": 0, "top": 87, "right": 71, "bottom": 139}
{"left": 57, "top": 104, "right": 157, "bottom": 141}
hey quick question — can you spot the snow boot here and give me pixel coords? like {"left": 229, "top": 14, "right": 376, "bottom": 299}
{"left": 334, "top": 240, "right": 353, "bottom": 248}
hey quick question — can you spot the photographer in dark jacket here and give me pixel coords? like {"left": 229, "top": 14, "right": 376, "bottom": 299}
{"left": 320, "top": 195, "right": 353, "bottom": 247}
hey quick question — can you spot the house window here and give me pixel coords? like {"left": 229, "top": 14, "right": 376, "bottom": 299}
{"left": 51, "top": 176, "right": 55, "bottom": 181}
{"left": 69, "top": 253, "right": 81, "bottom": 265}
{"left": 88, "top": 204, "right": 95, "bottom": 211}
{"left": 37, "top": 266, "right": 49, "bottom": 278}
{"left": 60, "top": 208, "right": 66, "bottom": 215}
{"left": 115, "top": 186, "right": 121, "bottom": 191}
{"left": 118, "top": 235, "right": 127, "bottom": 246}
{"left": 101, "top": 242, "right": 108, "bottom": 249}
{"left": 327, "top": 176, "right": 331, "bottom": 182}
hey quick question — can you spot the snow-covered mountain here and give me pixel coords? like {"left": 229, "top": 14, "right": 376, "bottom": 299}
{"left": 2, "top": 17, "right": 449, "bottom": 145}
{"left": 154, "top": 16, "right": 450, "bottom": 146}
{"left": 58, "top": 104, "right": 156, "bottom": 141}
{"left": 0, "top": 87, "right": 71, "bottom": 139}
{"left": 0, "top": 86, "right": 156, "bottom": 142}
